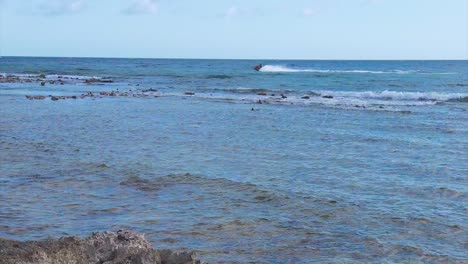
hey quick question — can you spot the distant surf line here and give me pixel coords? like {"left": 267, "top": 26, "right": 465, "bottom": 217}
{"left": 258, "top": 65, "right": 458, "bottom": 75}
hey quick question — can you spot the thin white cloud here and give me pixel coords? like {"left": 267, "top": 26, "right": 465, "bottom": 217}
{"left": 303, "top": 7, "right": 317, "bottom": 17}
{"left": 38, "top": 0, "right": 86, "bottom": 15}
{"left": 225, "top": 6, "right": 239, "bottom": 18}
{"left": 124, "top": 0, "right": 159, "bottom": 15}
{"left": 364, "top": 0, "right": 385, "bottom": 5}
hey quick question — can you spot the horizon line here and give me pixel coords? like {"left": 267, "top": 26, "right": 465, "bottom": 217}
{"left": 1, "top": 55, "right": 467, "bottom": 61}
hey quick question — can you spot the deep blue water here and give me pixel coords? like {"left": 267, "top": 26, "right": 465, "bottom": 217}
{"left": 0, "top": 57, "right": 467, "bottom": 263}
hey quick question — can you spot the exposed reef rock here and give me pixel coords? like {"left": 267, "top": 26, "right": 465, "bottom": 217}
{"left": 26, "top": 95, "right": 78, "bottom": 101}
{"left": 85, "top": 78, "right": 114, "bottom": 84}
{"left": 0, "top": 230, "right": 202, "bottom": 264}
{"left": 0, "top": 75, "right": 20, "bottom": 83}
{"left": 0, "top": 74, "right": 114, "bottom": 86}
{"left": 25, "top": 95, "right": 46, "bottom": 100}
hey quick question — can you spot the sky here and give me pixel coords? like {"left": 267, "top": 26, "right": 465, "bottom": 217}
{"left": 0, "top": 0, "right": 467, "bottom": 59}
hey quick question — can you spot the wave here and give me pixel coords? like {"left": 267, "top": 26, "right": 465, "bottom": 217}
{"left": 214, "top": 88, "right": 467, "bottom": 102}
{"left": 75, "top": 86, "right": 465, "bottom": 112}
{"left": 164, "top": 88, "right": 468, "bottom": 112}
{"left": 43, "top": 74, "right": 103, "bottom": 80}
{"left": 259, "top": 65, "right": 457, "bottom": 75}
{"left": 120, "top": 173, "right": 290, "bottom": 205}
{"left": 317, "top": 90, "right": 468, "bottom": 102}
{"left": 260, "top": 65, "right": 392, "bottom": 73}
{"left": 213, "top": 87, "right": 293, "bottom": 95}
{"left": 0, "top": 72, "right": 102, "bottom": 80}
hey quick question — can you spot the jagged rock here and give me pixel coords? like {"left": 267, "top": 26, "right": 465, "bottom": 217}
{"left": 143, "top": 88, "right": 158, "bottom": 92}
{"left": 25, "top": 95, "right": 46, "bottom": 100}
{"left": 85, "top": 78, "right": 113, "bottom": 84}
{"left": 0, "top": 230, "right": 202, "bottom": 264}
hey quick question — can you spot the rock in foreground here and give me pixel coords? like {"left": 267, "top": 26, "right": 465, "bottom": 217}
{"left": 0, "top": 230, "right": 202, "bottom": 264}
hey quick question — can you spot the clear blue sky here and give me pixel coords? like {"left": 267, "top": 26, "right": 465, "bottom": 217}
{"left": 1, "top": 0, "right": 467, "bottom": 59}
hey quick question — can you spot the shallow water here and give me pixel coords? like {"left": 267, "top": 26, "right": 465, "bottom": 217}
{"left": 0, "top": 57, "right": 467, "bottom": 263}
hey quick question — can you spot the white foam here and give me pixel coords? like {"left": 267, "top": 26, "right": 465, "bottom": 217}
{"left": 318, "top": 90, "right": 468, "bottom": 101}
{"left": 259, "top": 65, "right": 456, "bottom": 74}
{"left": 163, "top": 89, "right": 467, "bottom": 112}
{"left": 0, "top": 73, "right": 37, "bottom": 78}
{"left": 0, "top": 73, "right": 102, "bottom": 80}
{"left": 259, "top": 65, "right": 398, "bottom": 74}
{"left": 45, "top": 74, "right": 101, "bottom": 80}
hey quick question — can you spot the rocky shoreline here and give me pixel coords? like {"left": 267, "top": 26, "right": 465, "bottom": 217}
{"left": 4, "top": 73, "right": 466, "bottom": 111}
{"left": 0, "top": 230, "right": 203, "bottom": 264}
{"left": 0, "top": 73, "right": 113, "bottom": 85}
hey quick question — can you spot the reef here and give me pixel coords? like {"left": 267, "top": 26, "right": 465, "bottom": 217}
{"left": 0, "top": 230, "right": 202, "bottom": 264}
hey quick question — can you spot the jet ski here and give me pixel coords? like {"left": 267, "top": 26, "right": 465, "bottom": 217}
{"left": 254, "top": 64, "right": 263, "bottom": 71}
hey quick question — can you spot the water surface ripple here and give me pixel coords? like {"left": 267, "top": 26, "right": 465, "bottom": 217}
{"left": 0, "top": 58, "right": 467, "bottom": 263}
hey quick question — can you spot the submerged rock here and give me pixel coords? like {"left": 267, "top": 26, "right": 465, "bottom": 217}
{"left": 85, "top": 78, "right": 113, "bottom": 84}
{"left": 25, "top": 95, "right": 46, "bottom": 100}
{"left": 448, "top": 96, "right": 468, "bottom": 103}
{"left": 0, "top": 230, "right": 202, "bottom": 264}
{"left": 143, "top": 88, "right": 158, "bottom": 92}
{"left": 0, "top": 75, "right": 20, "bottom": 83}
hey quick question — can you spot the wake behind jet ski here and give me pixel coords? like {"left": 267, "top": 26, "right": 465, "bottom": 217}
{"left": 254, "top": 64, "right": 263, "bottom": 71}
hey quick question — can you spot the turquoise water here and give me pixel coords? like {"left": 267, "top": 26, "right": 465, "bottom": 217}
{"left": 0, "top": 57, "right": 467, "bottom": 263}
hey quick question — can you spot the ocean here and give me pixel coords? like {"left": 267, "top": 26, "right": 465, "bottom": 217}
{"left": 0, "top": 57, "right": 467, "bottom": 263}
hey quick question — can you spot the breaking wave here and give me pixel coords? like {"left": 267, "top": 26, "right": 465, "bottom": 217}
{"left": 210, "top": 88, "right": 468, "bottom": 102}
{"left": 0, "top": 72, "right": 103, "bottom": 80}
{"left": 317, "top": 90, "right": 468, "bottom": 102}
{"left": 259, "top": 65, "right": 457, "bottom": 75}
{"left": 170, "top": 88, "right": 468, "bottom": 112}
